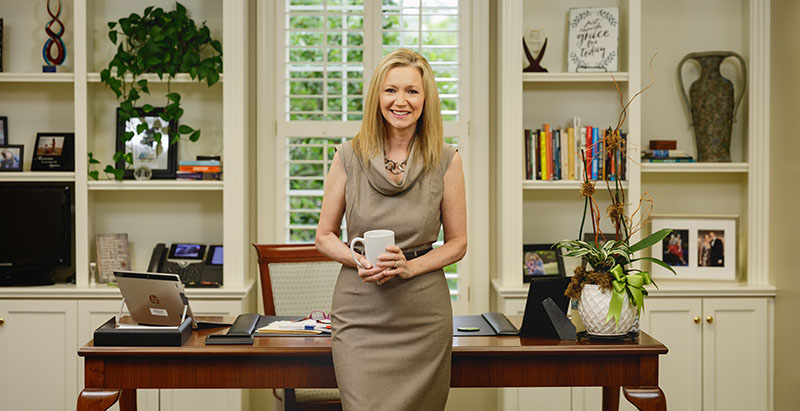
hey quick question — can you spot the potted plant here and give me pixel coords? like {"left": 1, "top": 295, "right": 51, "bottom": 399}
{"left": 89, "top": 2, "right": 222, "bottom": 180}
{"left": 556, "top": 61, "right": 676, "bottom": 336}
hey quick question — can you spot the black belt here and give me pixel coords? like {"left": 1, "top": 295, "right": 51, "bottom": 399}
{"left": 403, "top": 247, "right": 432, "bottom": 260}
{"left": 352, "top": 247, "right": 432, "bottom": 260}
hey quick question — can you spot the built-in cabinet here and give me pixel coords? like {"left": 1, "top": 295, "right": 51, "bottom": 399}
{"left": 0, "top": 287, "right": 254, "bottom": 411}
{"left": 493, "top": 0, "right": 773, "bottom": 410}
{"left": 0, "top": 1, "right": 255, "bottom": 409}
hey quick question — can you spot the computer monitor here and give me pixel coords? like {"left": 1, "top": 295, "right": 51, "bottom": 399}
{"left": 0, "top": 183, "right": 74, "bottom": 285}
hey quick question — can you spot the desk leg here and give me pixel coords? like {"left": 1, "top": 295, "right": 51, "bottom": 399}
{"left": 119, "top": 389, "right": 137, "bottom": 411}
{"left": 622, "top": 387, "right": 666, "bottom": 411}
{"left": 76, "top": 389, "right": 120, "bottom": 411}
{"left": 602, "top": 385, "right": 620, "bottom": 411}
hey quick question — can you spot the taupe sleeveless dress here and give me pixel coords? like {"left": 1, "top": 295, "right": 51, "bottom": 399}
{"left": 331, "top": 140, "right": 456, "bottom": 411}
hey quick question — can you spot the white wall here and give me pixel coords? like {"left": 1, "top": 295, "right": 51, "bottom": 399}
{"left": 770, "top": 0, "right": 800, "bottom": 408}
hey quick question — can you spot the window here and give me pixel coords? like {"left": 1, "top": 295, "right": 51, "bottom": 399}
{"left": 278, "top": 0, "right": 468, "bottom": 302}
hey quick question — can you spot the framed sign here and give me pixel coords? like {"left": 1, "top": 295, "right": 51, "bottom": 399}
{"left": 567, "top": 7, "right": 619, "bottom": 72}
{"left": 650, "top": 215, "right": 738, "bottom": 281}
{"left": 95, "top": 233, "right": 130, "bottom": 283}
{"left": 0, "top": 145, "right": 23, "bottom": 171}
{"left": 0, "top": 116, "right": 7, "bottom": 145}
{"left": 523, "top": 243, "right": 566, "bottom": 283}
{"left": 116, "top": 107, "right": 178, "bottom": 179}
{"left": 31, "top": 132, "right": 75, "bottom": 171}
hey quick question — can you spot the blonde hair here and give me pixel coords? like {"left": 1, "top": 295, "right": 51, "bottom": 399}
{"left": 352, "top": 49, "right": 443, "bottom": 172}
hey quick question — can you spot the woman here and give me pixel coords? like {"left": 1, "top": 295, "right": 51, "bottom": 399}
{"left": 315, "top": 49, "right": 467, "bottom": 411}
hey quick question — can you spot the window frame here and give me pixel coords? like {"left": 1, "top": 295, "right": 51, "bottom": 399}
{"left": 273, "top": 0, "right": 471, "bottom": 311}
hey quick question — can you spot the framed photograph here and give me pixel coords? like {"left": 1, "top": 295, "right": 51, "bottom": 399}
{"left": 651, "top": 215, "right": 738, "bottom": 281}
{"left": 0, "top": 145, "right": 23, "bottom": 171}
{"left": 116, "top": 107, "right": 178, "bottom": 179}
{"left": 0, "top": 116, "right": 7, "bottom": 145}
{"left": 31, "top": 132, "right": 75, "bottom": 171}
{"left": 523, "top": 243, "right": 566, "bottom": 282}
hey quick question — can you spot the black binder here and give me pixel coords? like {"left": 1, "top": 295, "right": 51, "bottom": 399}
{"left": 93, "top": 317, "right": 193, "bottom": 346}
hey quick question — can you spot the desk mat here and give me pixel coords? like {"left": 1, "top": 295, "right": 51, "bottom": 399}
{"left": 252, "top": 314, "right": 517, "bottom": 337}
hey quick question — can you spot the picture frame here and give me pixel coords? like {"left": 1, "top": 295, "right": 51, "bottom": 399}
{"left": 0, "top": 144, "right": 23, "bottom": 171}
{"left": 650, "top": 215, "right": 738, "bottom": 281}
{"left": 0, "top": 116, "right": 7, "bottom": 145}
{"left": 523, "top": 243, "right": 566, "bottom": 283}
{"left": 31, "top": 132, "right": 75, "bottom": 171}
{"left": 116, "top": 107, "right": 178, "bottom": 179}
{"left": 567, "top": 7, "right": 619, "bottom": 72}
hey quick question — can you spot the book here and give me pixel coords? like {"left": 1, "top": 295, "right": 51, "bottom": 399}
{"left": 567, "top": 127, "right": 575, "bottom": 180}
{"left": 539, "top": 130, "right": 547, "bottom": 180}
{"left": 176, "top": 171, "right": 222, "bottom": 180}
{"left": 178, "top": 160, "right": 221, "bottom": 166}
{"left": 648, "top": 140, "right": 677, "bottom": 150}
{"left": 646, "top": 158, "right": 697, "bottom": 163}
{"left": 642, "top": 149, "right": 692, "bottom": 159}
{"left": 179, "top": 165, "right": 221, "bottom": 172}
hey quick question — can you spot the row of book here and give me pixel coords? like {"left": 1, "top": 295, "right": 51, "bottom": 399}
{"left": 176, "top": 159, "right": 222, "bottom": 180}
{"left": 524, "top": 119, "right": 627, "bottom": 181}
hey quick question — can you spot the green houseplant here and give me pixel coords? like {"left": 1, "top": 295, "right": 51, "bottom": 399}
{"left": 556, "top": 60, "right": 676, "bottom": 335}
{"left": 89, "top": 2, "right": 222, "bottom": 180}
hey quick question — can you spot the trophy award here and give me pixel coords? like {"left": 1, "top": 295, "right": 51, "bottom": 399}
{"left": 523, "top": 29, "right": 548, "bottom": 73}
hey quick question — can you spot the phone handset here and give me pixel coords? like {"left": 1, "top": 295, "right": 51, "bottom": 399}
{"left": 148, "top": 243, "right": 168, "bottom": 272}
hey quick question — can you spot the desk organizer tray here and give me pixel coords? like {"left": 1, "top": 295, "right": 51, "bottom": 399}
{"left": 93, "top": 317, "right": 193, "bottom": 346}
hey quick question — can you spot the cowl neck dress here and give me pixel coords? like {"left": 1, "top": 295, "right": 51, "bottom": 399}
{"left": 331, "top": 140, "right": 457, "bottom": 411}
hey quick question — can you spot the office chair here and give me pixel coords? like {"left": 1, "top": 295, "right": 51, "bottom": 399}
{"left": 253, "top": 243, "right": 342, "bottom": 411}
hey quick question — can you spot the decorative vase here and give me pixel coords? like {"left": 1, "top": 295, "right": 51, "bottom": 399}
{"left": 578, "top": 283, "right": 636, "bottom": 336}
{"left": 677, "top": 51, "right": 747, "bottom": 162}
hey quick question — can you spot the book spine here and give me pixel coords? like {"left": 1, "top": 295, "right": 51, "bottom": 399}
{"left": 646, "top": 158, "right": 697, "bottom": 163}
{"left": 648, "top": 139, "right": 677, "bottom": 150}
{"left": 591, "top": 127, "right": 599, "bottom": 180}
{"left": 544, "top": 124, "right": 551, "bottom": 180}
{"left": 560, "top": 127, "right": 568, "bottom": 181}
{"left": 179, "top": 165, "right": 221, "bottom": 172}
{"left": 531, "top": 128, "right": 542, "bottom": 180}
{"left": 554, "top": 129, "right": 561, "bottom": 180}
{"left": 178, "top": 160, "right": 221, "bottom": 166}
{"left": 539, "top": 130, "right": 547, "bottom": 180}
{"left": 567, "top": 127, "right": 575, "bottom": 180}
{"left": 524, "top": 129, "right": 531, "bottom": 180}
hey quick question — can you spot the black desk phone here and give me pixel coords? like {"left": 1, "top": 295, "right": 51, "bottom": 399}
{"left": 148, "top": 243, "right": 223, "bottom": 287}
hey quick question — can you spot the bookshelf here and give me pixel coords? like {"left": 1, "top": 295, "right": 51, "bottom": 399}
{"left": 493, "top": 1, "right": 772, "bottom": 410}
{"left": 0, "top": 1, "right": 255, "bottom": 410}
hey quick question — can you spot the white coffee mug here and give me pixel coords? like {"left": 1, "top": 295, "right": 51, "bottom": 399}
{"left": 349, "top": 229, "right": 395, "bottom": 268}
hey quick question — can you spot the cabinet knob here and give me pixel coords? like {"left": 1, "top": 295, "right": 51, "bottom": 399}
{"left": 693, "top": 316, "right": 701, "bottom": 324}
{"left": 0, "top": 317, "right": 4, "bottom": 326}
{"left": 706, "top": 316, "right": 714, "bottom": 324}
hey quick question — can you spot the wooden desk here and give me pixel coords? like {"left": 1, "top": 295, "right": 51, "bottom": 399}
{"left": 77, "top": 318, "right": 668, "bottom": 411}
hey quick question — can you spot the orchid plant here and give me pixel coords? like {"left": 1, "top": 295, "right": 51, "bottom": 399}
{"left": 556, "top": 56, "right": 676, "bottom": 326}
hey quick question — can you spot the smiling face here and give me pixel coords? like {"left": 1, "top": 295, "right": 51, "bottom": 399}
{"left": 379, "top": 66, "right": 425, "bottom": 137}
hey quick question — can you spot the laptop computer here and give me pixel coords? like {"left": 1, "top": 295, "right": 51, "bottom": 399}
{"left": 114, "top": 270, "right": 197, "bottom": 328}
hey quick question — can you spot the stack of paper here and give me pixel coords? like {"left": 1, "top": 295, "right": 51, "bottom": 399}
{"left": 255, "top": 318, "right": 331, "bottom": 335}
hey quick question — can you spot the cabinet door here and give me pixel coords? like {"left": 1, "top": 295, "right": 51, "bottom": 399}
{"left": 0, "top": 299, "right": 77, "bottom": 411}
{"left": 702, "top": 298, "right": 768, "bottom": 411}
{"left": 634, "top": 298, "right": 703, "bottom": 411}
{"left": 78, "top": 299, "right": 160, "bottom": 411}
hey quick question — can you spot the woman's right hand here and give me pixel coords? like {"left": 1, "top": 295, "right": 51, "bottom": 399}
{"left": 356, "top": 254, "right": 393, "bottom": 285}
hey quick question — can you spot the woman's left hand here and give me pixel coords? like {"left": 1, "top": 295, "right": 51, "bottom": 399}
{"left": 378, "top": 245, "right": 413, "bottom": 280}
